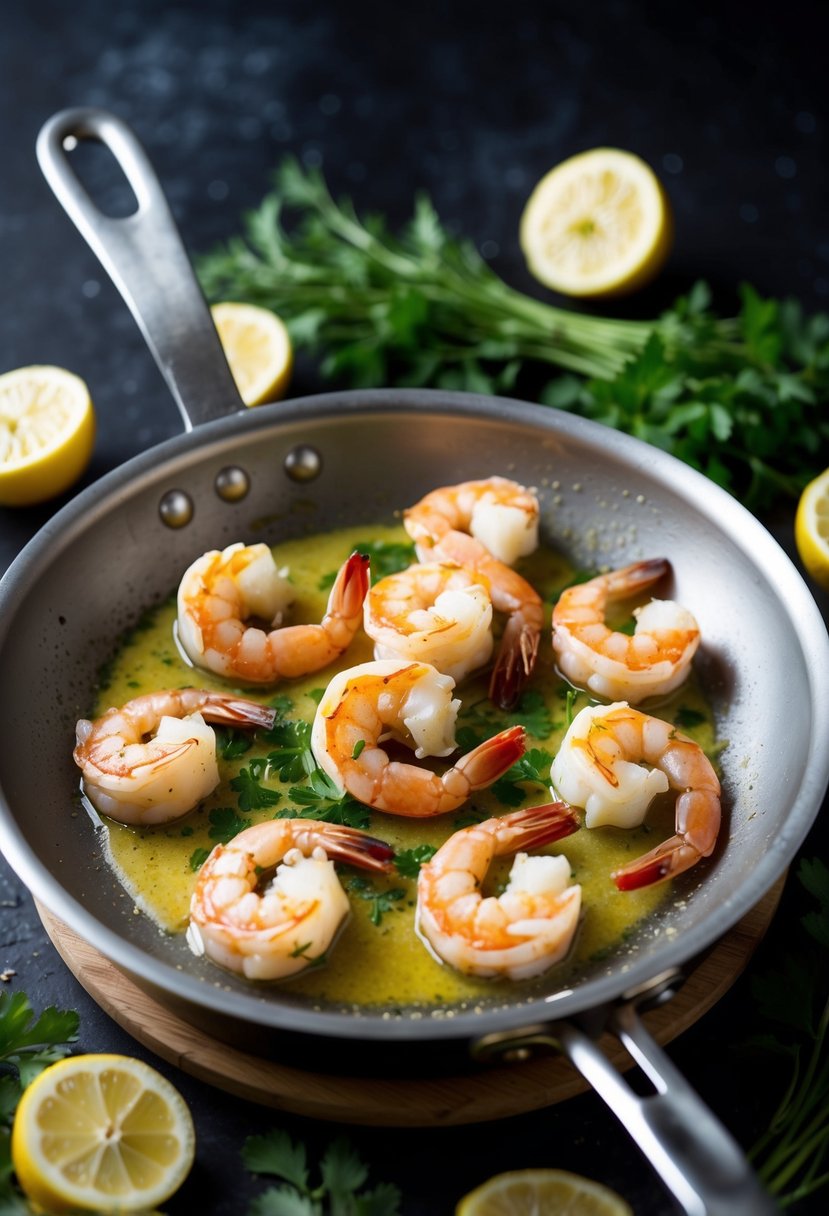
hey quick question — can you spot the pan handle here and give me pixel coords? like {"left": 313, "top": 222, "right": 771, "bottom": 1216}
{"left": 36, "top": 107, "right": 244, "bottom": 432}
{"left": 474, "top": 992, "right": 780, "bottom": 1216}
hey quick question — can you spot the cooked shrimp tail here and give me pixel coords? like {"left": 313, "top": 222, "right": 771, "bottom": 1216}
{"left": 488, "top": 612, "right": 542, "bottom": 710}
{"left": 612, "top": 787, "right": 720, "bottom": 890}
{"left": 453, "top": 723, "right": 526, "bottom": 789}
{"left": 307, "top": 822, "right": 396, "bottom": 871}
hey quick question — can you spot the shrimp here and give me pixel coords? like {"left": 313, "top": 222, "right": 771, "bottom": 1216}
{"left": 550, "top": 701, "right": 721, "bottom": 890}
{"left": 188, "top": 818, "right": 395, "bottom": 980}
{"left": 311, "top": 659, "right": 527, "bottom": 818}
{"left": 363, "top": 561, "right": 494, "bottom": 683}
{"left": 177, "top": 542, "right": 369, "bottom": 684}
{"left": 416, "top": 803, "right": 581, "bottom": 980}
{"left": 73, "top": 688, "right": 275, "bottom": 826}
{"left": 403, "top": 478, "right": 543, "bottom": 710}
{"left": 552, "top": 558, "right": 700, "bottom": 703}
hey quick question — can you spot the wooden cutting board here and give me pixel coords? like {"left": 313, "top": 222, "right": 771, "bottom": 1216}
{"left": 37, "top": 879, "right": 783, "bottom": 1128}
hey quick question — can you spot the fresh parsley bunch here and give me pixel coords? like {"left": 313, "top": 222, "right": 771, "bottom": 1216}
{"left": 198, "top": 161, "right": 829, "bottom": 512}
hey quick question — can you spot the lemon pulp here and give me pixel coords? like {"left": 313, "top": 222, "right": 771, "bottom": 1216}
{"left": 519, "top": 147, "right": 672, "bottom": 298}
{"left": 211, "top": 300, "right": 293, "bottom": 405}
{"left": 455, "top": 1167, "right": 633, "bottom": 1216}
{"left": 0, "top": 365, "right": 95, "bottom": 507}
{"left": 11, "top": 1053, "right": 195, "bottom": 1213}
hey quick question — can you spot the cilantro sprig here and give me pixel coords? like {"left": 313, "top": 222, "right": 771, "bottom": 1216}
{"left": 242, "top": 1128, "right": 401, "bottom": 1216}
{"left": 0, "top": 993, "right": 79, "bottom": 1208}
{"left": 198, "top": 161, "right": 829, "bottom": 511}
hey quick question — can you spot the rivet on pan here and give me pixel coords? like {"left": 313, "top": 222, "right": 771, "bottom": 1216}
{"left": 158, "top": 489, "right": 194, "bottom": 528}
{"left": 215, "top": 465, "right": 250, "bottom": 502}
{"left": 284, "top": 443, "right": 322, "bottom": 482}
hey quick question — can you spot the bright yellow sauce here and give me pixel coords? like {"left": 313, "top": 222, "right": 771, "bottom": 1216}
{"left": 93, "top": 524, "right": 717, "bottom": 1010}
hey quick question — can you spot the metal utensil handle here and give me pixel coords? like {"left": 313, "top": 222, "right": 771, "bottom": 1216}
{"left": 36, "top": 107, "right": 243, "bottom": 431}
{"left": 557, "top": 1003, "right": 780, "bottom": 1216}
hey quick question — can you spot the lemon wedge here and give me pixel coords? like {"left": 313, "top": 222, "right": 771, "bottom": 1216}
{"left": 211, "top": 301, "right": 293, "bottom": 406}
{"left": 519, "top": 148, "right": 673, "bottom": 298}
{"left": 11, "top": 1053, "right": 195, "bottom": 1213}
{"left": 455, "top": 1168, "right": 633, "bottom": 1216}
{"left": 795, "top": 466, "right": 829, "bottom": 590}
{"left": 0, "top": 365, "right": 95, "bottom": 507}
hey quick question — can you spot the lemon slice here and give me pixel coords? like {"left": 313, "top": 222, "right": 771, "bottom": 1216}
{"left": 519, "top": 148, "right": 673, "bottom": 298}
{"left": 456, "top": 1168, "right": 633, "bottom": 1216}
{"left": 211, "top": 301, "right": 293, "bottom": 406}
{"left": 795, "top": 466, "right": 829, "bottom": 590}
{"left": 0, "top": 365, "right": 95, "bottom": 507}
{"left": 11, "top": 1053, "right": 196, "bottom": 1213}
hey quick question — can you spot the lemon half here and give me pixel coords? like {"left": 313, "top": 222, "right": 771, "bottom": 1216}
{"left": 0, "top": 365, "right": 95, "bottom": 507}
{"left": 211, "top": 301, "right": 293, "bottom": 406}
{"left": 456, "top": 1168, "right": 633, "bottom": 1216}
{"left": 520, "top": 148, "right": 673, "bottom": 298}
{"left": 11, "top": 1053, "right": 196, "bottom": 1213}
{"left": 795, "top": 466, "right": 829, "bottom": 590}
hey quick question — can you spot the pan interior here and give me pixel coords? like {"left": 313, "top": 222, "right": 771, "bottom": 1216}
{"left": 0, "top": 393, "right": 826, "bottom": 1043}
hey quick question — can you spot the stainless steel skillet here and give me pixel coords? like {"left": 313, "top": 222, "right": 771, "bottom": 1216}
{"left": 1, "top": 108, "right": 827, "bottom": 1215}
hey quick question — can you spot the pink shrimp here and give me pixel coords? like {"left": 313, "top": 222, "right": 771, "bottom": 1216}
{"left": 552, "top": 558, "right": 700, "bottom": 703}
{"left": 311, "top": 659, "right": 527, "bottom": 818}
{"left": 73, "top": 688, "right": 275, "bottom": 825}
{"left": 177, "top": 543, "right": 369, "bottom": 684}
{"left": 189, "top": 818, "right": 394, "bottom": 980}
{"left": 416, "top": 803, "right": 581, "bottom": 979}
{"left": 403, "top": 478, "right": 543, "bottom": 710}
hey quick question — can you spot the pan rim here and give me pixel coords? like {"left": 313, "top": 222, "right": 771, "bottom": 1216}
{"left": 1, "top": 386, "right": 828, "bottom": 1043}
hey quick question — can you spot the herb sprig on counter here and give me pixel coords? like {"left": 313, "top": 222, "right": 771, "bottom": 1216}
{"left": 0, "top": 993, "right": 79, "bottom": 1210}
{"left": 242, "top": 1128, "right": 401, "bottom": 1216}
{"left": 198, "top": 159, "right": 829, "bottom": 511}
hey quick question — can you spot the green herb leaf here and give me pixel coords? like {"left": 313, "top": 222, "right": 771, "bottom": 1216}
{"left": 243, "top": 1129, "right": 309, "bottom": 1188}
{"left": 215, "top": 726, "right": 254, "bottom": 761}
{"left": 189, "top": 846, "right": 211, "bottom": 871}
{"left": 248, "top": 1186, "right": 318, "bottom": 1216}
{"left": 231, "top": 762, "right": 283, "bottom": 812}
{"left": 348, "top": 877, "right": 406, "bottom": 926}
{"left": 394, "top": 844, "right": 437, "bottom": 877}
{"left": 282, "top": 767, "right": 371, "bottom": 830}
{"left": 0, "top": 993, "right": 79, "bottom": 1073}
{"left": 208, "top": 806, "right": 251, "bottom": 843}
{"left": 266, "top": 720, "right": 315, "bottom": 782}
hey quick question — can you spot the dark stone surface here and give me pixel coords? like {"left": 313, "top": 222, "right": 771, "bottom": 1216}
{"left": 1, "top": 1, "right": 828, "bottom": 1212}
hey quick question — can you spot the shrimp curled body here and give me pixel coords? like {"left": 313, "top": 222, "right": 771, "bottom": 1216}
{"left": 188, "top": 819, "right": 394, "bottom": 980}
{"left": 551, "top": 701, "right": 721, "bottom": 890}
{"left": 404, "top": 478, "right": 543, "bottom": 710}
{"left": 363, "top": 561, "right": 493, "bottom": 683}
{"left": 73, "top": 688, "right": 275, "bottom": 826}
{"left": 416, "top": 803, "right": 581, "bottom": 980}
{"left": 177, "top": 542, "right": 369, "bottom": 684}
{"left": 552, "top": 559, "right": 700, "bottom": 704}
{"left": 311, "top": 659, "right": 526, "bottom": 818}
